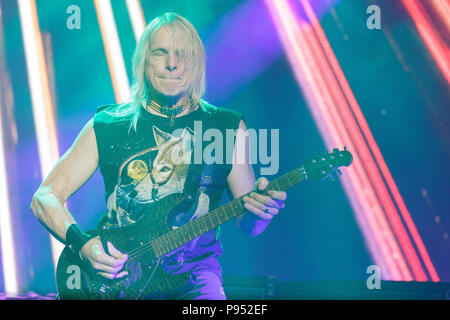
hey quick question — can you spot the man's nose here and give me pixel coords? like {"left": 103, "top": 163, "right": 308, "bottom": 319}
{"left": 166, "top": 52, "right": 177, "bottom": 71}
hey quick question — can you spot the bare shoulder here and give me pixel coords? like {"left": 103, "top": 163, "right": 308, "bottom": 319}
{"left": 65, "top": 117, "right": 99, "bottom": 171}
{"left": 39, "top": 118, "right": 99, "bottom": 201}
{"left": 73, "top": 118, "right": 97, "bottom": 151}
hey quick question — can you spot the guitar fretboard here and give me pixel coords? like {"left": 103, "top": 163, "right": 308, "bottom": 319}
{"left": 151, "top": 166, "right": 307, "bottom": 258}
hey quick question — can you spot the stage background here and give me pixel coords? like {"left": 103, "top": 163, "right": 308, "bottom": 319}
{"left": 0, "top": 0, "right": 448, "bottom": 296}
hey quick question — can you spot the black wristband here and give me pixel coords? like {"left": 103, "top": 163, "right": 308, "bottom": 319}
{"left": 66, "top": 224, "right": 94, "bottom": 254}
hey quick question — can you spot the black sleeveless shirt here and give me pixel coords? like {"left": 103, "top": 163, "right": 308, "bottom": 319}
{"left": 93, "top": 100, "right": 244, "bottom": 278}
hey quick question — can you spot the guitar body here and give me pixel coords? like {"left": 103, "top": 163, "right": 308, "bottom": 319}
{"left": 56, "top": 193, "right": 191, "bottom": 300}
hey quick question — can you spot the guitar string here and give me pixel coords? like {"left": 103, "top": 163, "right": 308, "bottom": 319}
{"left": 124, "top": 171, "right": 301, "bottom": 263}
{"left": 123, "top": 156, "right": 340, "bottom": 259}
{"left": 124, "top": 196, "right": 247, "bottom": 262}
{"left": 123, "top": 170, "right": 301, "bottom": 263}
{"left": 126, "top": 158, "right": 346, "bottom": 263}
{"left": 122, "top": 169, "right": 302, "bottom": 262}
{"left": 129, "top": 198, "right": 291, "bottom": 262}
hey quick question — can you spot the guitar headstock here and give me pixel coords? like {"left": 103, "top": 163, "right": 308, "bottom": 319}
{"left": 303, "top": 147, "right": 353, "bottom": 181}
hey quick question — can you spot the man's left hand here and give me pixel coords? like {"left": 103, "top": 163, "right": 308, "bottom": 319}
{"left": 242, "top": 177, "right": 287, "bottom": 220}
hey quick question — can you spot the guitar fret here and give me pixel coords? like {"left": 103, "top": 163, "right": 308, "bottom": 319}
{"left": 231, "top": 202, "right": 238, "bottom": 216}
{"left": 158, "top": 240, "right": 163, "bottom": 257}
{"left": 159, "top": 240, "right": 164, "bottom": 257}
{"left": 206, "top": 216, "right": 213, "bottom": 231}
{"left": 152, "top": 240, "right": 159, "bottom": 257}
{"left": 174, "top": 235, "right": 180, "bottom": 249}
{"left": 164, "top": 237, "right": 170, "bottom": 253}
{"left": 159, "top": 237, "right": 165, "bottom": 254}
{"left": 167, "top": 240, "right": 171, "bottom": 253}
{"left": 194, "top": 220, "right": 200, "bottom": 235}
{"left": 198, "top": 219, "right": 204, "bottom": 235}
{"left": 168, "top": 238, "right": 173, "bottom": 251}
{"left": 214, "top": 211, "right": 220, "bottom": 226}
{"left": 237, "top": 201, "right": 242, "bottom": 213}
{"left": 166, "top": 235, "right": 172, "bottom": 252}
{"left": 218, "top": 208, "right": 225, "bottom": 223}
{"left": 201, "top": 216, "right": 208, "bottom": 233}
{"left": 223, "top": 207, "right": 229, "bottom": 220}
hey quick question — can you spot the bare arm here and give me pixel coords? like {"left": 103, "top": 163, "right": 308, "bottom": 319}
{"left": 227, "top": 120, "right": 287, "bottom": 236}
{"left": 30, "top": 118, "right": 127, "bottom": 279}
{"left": 30, "top": 118, "right": 98, "bottom": 242}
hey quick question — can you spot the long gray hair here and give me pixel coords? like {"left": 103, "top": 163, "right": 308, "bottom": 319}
{"left": 113, "top": 13, "right": 206, "bottom": 132}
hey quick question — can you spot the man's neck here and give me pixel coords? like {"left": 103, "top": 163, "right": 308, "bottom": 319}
{"left": 143, "top": 95, "right": 195, "bottom": 118}
{"left": 152, "top": 93, "right": 184, "bottom": 108}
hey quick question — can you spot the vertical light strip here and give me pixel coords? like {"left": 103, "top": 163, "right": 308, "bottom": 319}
{"left": 0, "top": 2, "right": 18, "bottom": 296}
{"left": 265, "top": 0, "right": 404, "bottom": 280}
{"left": 402, "top": 0, "right": 450, "bottom": 85}
{"left": 17, "top": 0, "right": 64, "bottom": 271}
{"left": 299, "top": 0, "right": 439, "bottom": 281}
{"left": 299, "top": 1, "right": 421, "bottom": 280}
{"left": 0, "top": 104, "right": 19, "bottom": 297}
{"left": 94, "top": 0, "right": 130, "bottom": 103}
{"left": 298, "top": 22, "right": 414, "bottom": 280}
{"left": 125, "top": 0, "right": 146, "bottom": 41}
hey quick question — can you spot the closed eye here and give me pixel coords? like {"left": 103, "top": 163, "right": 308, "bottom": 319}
{"left": 152, "top": 49, "right": 167, "bottom": 56}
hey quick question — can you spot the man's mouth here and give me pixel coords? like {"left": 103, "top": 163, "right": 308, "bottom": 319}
{"left": 159, "top": 76, "right": 181, "bottom": 80}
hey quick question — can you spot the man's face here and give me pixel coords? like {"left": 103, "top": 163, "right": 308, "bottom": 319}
{"left": 146, "top": 26, "right": 191, "bottom": 99}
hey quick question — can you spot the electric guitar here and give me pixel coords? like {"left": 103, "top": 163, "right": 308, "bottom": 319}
{"left": 56, "top": 147, "right": 353, "bottom": 299}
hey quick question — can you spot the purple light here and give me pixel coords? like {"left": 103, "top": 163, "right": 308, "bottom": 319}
{"left": 204, "top": 0, "right": 340, "bottom": 103}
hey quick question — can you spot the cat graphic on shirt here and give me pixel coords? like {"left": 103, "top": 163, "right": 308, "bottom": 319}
{"left": 106, "top": 126, "right": 209, "bottom": 228}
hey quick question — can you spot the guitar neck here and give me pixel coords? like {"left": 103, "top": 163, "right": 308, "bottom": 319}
{"left": 151, "top": 166, "right": 308, "bottom": 258}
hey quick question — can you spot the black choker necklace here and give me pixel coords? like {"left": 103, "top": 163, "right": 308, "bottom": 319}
{"left": 146, "top": 100, "right": 186, "bottom": 126}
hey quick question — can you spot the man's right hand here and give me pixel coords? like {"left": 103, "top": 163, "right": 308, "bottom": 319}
{"left": 80, "top": 237, "right": 128, "bottom": 280}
